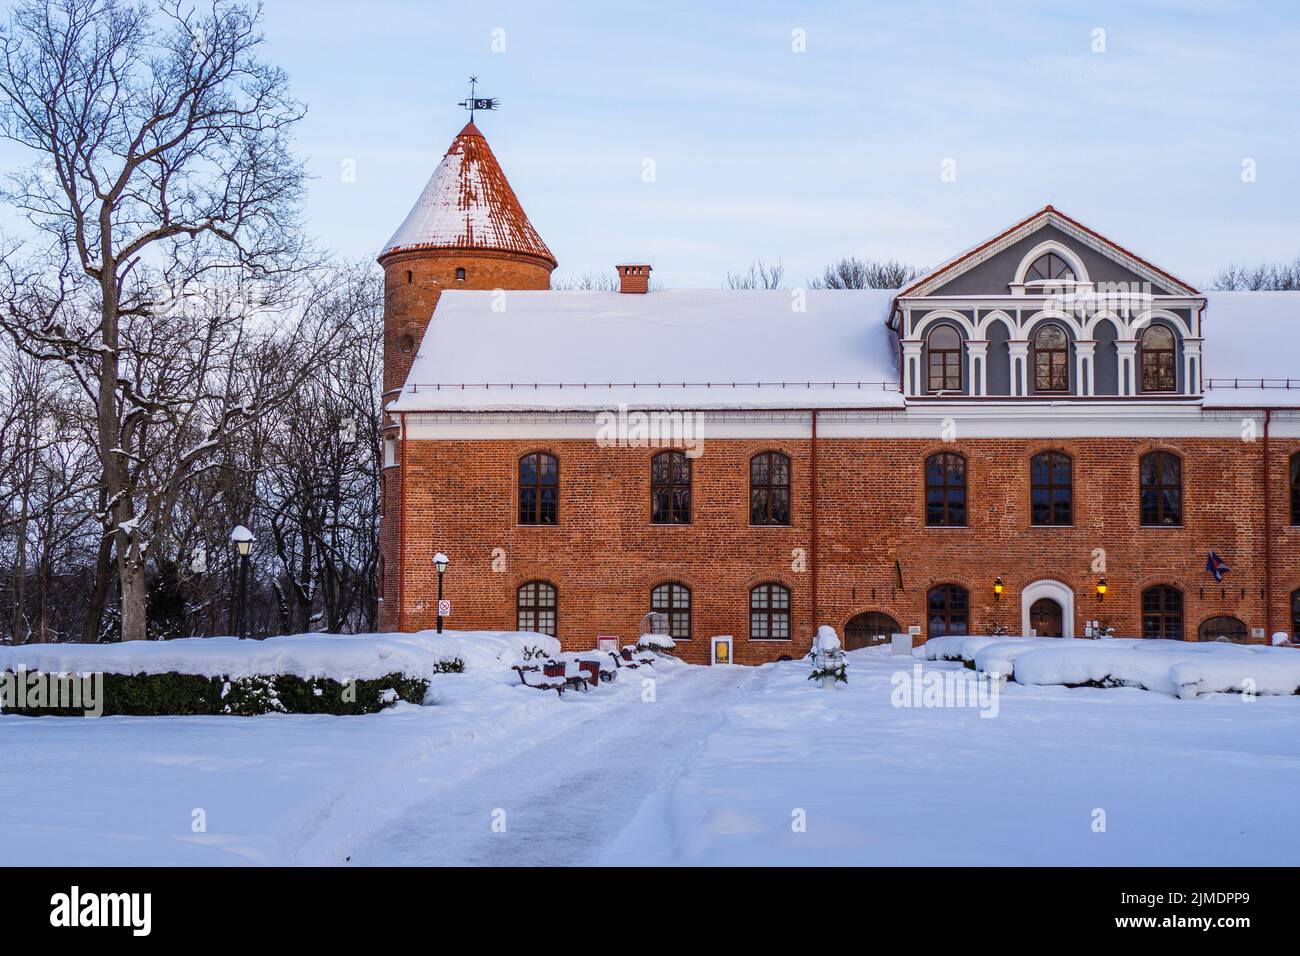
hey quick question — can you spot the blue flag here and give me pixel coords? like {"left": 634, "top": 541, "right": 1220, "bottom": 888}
{"left": 1205, "top": 551, "right": 1230, "bottom": 583}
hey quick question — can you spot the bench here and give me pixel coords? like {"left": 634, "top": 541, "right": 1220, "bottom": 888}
{"left": 622, "top": 646, "right": 656, "bottom": 667}
{"left": 511, "top": 664, "right": 565, "bottom": 698}
{"left": 544, "top": 660, "right": 592, "bottom": 692}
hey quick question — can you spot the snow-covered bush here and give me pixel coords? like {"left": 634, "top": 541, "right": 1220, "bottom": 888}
{"left": 808, "top": 625, "right": 847, "bottom": 686}
{"left": 1, "top": 669, "right": 427, "bottom": 717}
{"left": 921, "top": 635, "right": 1300, "bottom": 698}
{"left": 637, "top": 633, "right": 677, "bottom": 653}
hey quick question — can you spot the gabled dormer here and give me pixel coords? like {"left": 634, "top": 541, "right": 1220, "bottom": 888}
{"left": 890, "top": 206, "right": 1206, "bottom": 401}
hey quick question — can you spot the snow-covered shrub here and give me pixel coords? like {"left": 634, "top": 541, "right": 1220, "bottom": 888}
{"left": 433, "top": 657, "right": 465, "bottom": 673}
{"left": 920, "top": 635, "right": 1300, "bottom": 698}
{"left": 808, "top": 625, "right": 847, "bottom": 685}
{"left": 1, "top": 670, "right": 428, "bottom": 717}
{"left": 637, "top": 633, "right": 677, "bottom": 653}
{"left": 521, "top": 644, "right": 551, "bottom": 662}
{"left": 222, "top": 675, "right": 287, "bottom": 716}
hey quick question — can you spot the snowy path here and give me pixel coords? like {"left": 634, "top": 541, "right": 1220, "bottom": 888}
{"left": 348, "top": 663, "right": 755, "bottom": 866}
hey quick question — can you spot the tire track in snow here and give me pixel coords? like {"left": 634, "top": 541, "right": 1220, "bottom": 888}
{"left": 348, "top": 664, "right": 756, "bottom": 866}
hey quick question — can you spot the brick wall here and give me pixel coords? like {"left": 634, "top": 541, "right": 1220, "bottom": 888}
{"left": 377, "top": 246, "right": 554, "bottom": 631}
{"left": 379, "top": 248, "right": 554, "bottom": 395}
{"left": 388, "top": 433, "right": 1300, "bottom": 664}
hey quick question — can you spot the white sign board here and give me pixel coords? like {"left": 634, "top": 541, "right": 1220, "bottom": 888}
{"left": 711, "top": 635, "right": 734, "bottom": 665}
{"left": 438, "top": 599, "right": 451, "bottom": 618}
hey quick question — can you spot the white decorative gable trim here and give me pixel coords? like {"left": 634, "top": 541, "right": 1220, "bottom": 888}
{"left": 898, "top": 208, "right": 1200, "bottom": 299}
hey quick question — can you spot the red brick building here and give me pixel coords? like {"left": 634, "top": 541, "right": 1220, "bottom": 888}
{"left": 378, "top": 122, "right": 1300, "bottom": 665}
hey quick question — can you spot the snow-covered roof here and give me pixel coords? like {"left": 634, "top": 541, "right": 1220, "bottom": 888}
{"left": 1201, "top": 291, "right": 1300, "bottom": 407}
{"left": 389, "top": 289, "right": 903, "bottom": 411}
{"left": 379, "top": 121, "right": 555, "bottom": 265}
{"left": 387, "top": 288, "right": 1298, "bottom": 413}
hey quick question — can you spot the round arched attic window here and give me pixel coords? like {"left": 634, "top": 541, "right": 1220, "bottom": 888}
{"left": 1025, "top": 252, "right": 1076, "bottom": 283}
{"left": 399, "top": 333, "right": 415, "bottom": 355}
{"left": 456, "top": 267, "right": 466, "bottom": 281}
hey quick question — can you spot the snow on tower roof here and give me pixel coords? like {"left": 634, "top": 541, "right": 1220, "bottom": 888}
{"left": 379, "top": 121, "right": 556, "bottom": 265}
{"left": 389, "top": 289, "right": 903, "bottom": 412}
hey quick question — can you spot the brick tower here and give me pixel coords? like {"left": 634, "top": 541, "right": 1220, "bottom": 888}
{"left": 378, "top": 120, "right": 556, "bottom": 631}
{"left": 378, "top": 120, "right": 557, "bottom": 395}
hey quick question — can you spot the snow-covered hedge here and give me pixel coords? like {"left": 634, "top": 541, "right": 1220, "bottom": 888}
{"left": 0, "top": 629, "right": 557, "bottom": 681}
{"left": 0, "top": 629, "right": 563, "bottom": 717}
{"left": 922, "top": 635, "right": 1300, "bottom": 698}
{"left": 1, "top": 670, "right": 428, "bottom": 717}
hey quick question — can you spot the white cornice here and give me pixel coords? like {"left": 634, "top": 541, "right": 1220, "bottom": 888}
{"left": 398, "top": 405, "right": 1300, "bottom": 441}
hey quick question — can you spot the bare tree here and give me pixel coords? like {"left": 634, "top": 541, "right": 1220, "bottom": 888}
{"left": 808, "top": 257, "right": 920, "bottom": 290}
{"left": 0, "top": 0, "right": 328, "bottom": 640}
{"left": 1210, "top": 258, "right": 1300, "bottom": 291}
{"left": 550, "top": 271, "right": 618, "bottom": 291}
{"left": 258, "top": 264, "right": 381, "bottom": 634}
{"left": 0, "top": 342, "right": 99, "bottom": 643}
{"left": 726, "top": 259, "right": 785, "bottom": 289}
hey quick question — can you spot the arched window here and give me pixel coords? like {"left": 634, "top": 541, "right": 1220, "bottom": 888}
{"left": 651, "top": 582, "right": 691, "bottom": 639}
{"left": 1141, "top": 585, "right": 1183, "bottom": 640}
{"left": 925, "top": 452, "right": 967, "bottom": 527}
{"left": 1139, "top": 325, "right": 1176, "bottom": 392}
{"left": 1030, "top": 451, "right": 1072, "bottom": 526}
{"left": 1198, "top": 616, "right": 1247, "bottom": 643}
{"left": 750, "top": 583, "right": 791, "bottom": 640}
{"left": 844, "top": 611, "right": 900, "bottom": 650}
{"left": 517, "top": 581, "right": 557, "bottom": 636}
{"left": 651, "top": 451, "right": 691, "bottom": 524}
{"left": 519, "top": 452, "right": 559, "bottom": 525}
{"left": 1290, "top": 453, "right": 1299, "bottom": 525}
{"left": 750, "top": 452, "right": 791, "bottom": 525}
{"left": 1024, "top": 252, "right": 1076, "bottom": 284}
{"left": 1032, "top": 323, "right": 1069, "bottom": 392}
{"left": 927, "top": 585, "right": 969, "bottom": 637}
{"left": 926, "top": 325, "right": 963, "bottom": 393}
{"left": 1140, "top": 451, "right": 1182, "bottom": 526}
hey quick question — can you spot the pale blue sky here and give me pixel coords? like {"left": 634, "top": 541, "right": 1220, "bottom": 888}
{"left": 12, "top": 0, "right": 1300, "bottom": 288}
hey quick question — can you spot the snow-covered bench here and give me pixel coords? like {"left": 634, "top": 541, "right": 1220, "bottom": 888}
{"left": 621, "top": 646, "right": 656, "bottom": 667}
{"left": 543, "top": 660, "right": 597, "bottom": 692}
{"left": 510, "top": 664, "right": 566, "bottom": 697}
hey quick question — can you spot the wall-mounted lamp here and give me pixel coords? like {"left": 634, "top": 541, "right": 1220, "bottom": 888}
{"left": 1096, "top": 577, "right": 1107, "bottom": 602}
{"left": 993, "top": 576, "right": 1004, "bottom": 602}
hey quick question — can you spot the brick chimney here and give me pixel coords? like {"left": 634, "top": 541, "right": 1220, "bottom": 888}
{"left": 616, "top": 263, "right": 652, "bottom": 294}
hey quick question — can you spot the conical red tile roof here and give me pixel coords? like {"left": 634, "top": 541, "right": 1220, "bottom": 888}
{"left": 380, "top": 121, "right": 556, "bottom": 266}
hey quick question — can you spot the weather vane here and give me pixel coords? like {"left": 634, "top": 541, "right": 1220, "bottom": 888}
{"left": 458, "top": 76, "right": 499, "bottom": 121}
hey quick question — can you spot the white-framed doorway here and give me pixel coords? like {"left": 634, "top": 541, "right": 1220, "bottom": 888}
{"left": 1020, "top": 579, "right": 1075, "bottom": 638}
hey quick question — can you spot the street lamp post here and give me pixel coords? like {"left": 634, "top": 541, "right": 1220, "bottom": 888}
{"left": 231, "top": 525, "right": 255, "bottom": 639}
{"left": 433, "top": 552, "right": 450, "bottom": 634}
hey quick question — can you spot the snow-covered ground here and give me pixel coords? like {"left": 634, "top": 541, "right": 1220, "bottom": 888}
{"left": 4, "top": 637, "right": 1298, "bottom": 866}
